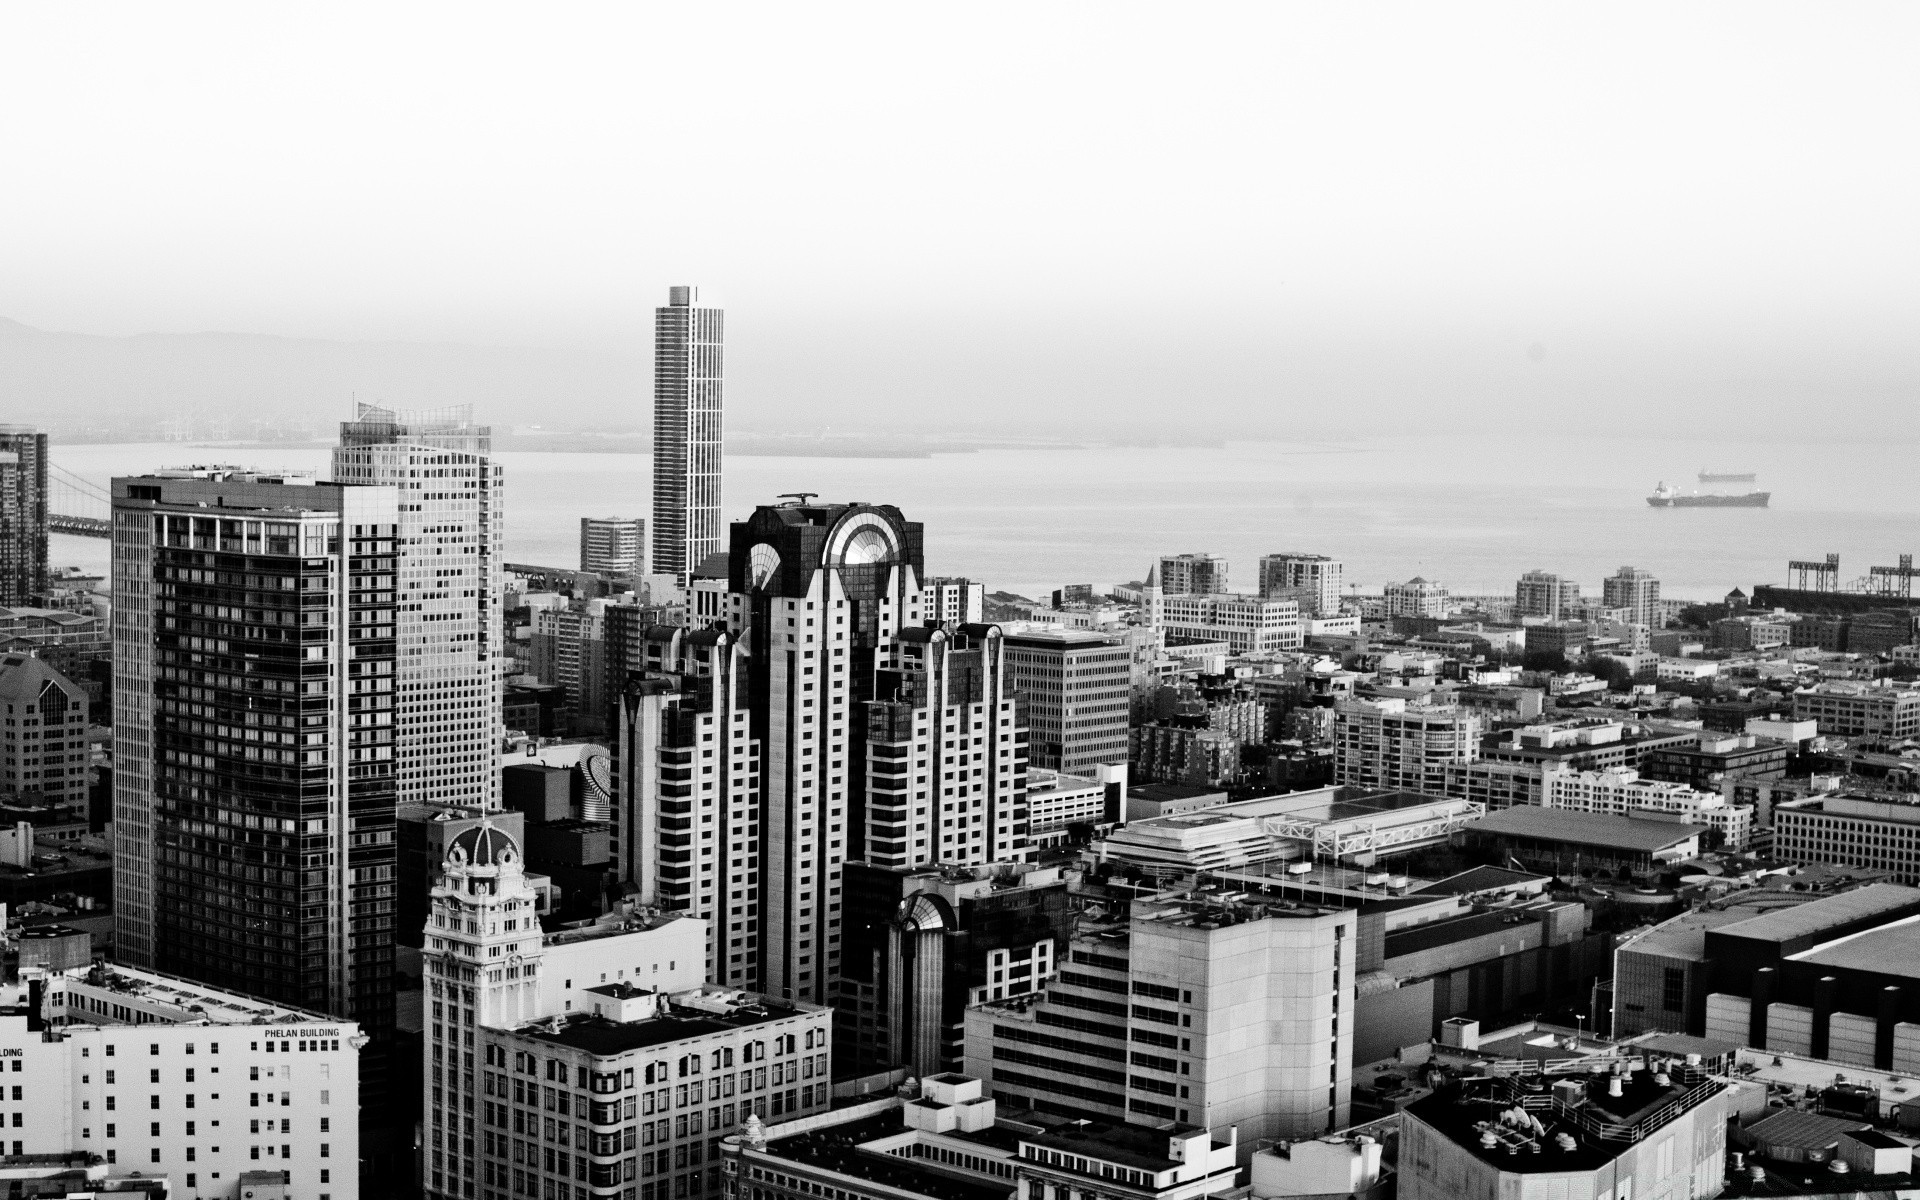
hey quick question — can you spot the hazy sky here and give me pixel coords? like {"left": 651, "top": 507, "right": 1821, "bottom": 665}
{"left": 3, "top": 4, "right": 1918, "bottom": 436}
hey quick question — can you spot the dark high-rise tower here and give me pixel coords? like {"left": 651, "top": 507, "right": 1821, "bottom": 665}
{"left": 0, "top": 426, "right": 48, "bottom": 606}
{"left": 651, "top": 285, "right": 724, "bottom": 585}
{"left": 110, "top": 469, "right": 401, "bottom": 1107}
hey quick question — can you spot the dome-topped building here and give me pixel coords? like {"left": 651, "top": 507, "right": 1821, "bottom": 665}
{"left": 445, "top": 821, "right": 520, "bottom": 871}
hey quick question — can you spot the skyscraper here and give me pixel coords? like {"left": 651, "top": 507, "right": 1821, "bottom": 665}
{"left": 334, "top": 403, "right": 504, "bottom": 808}
{"left": 1002, "top": 627, "right": 1132, "bottom": 773}
{"left": 109, "top": 469, "right": 400, "bottom": 1091}
{"left": 720, "top": 499, "right": 927, "bottom": 1006}
{"left": 580, "top": 514, "right": 645, "bottom": 576}
{"left": 1603, "top": 564, "right": 1661, "bottom": 629}
{"left": 651, "top": 285, "right": 725, "bottom": 585}
{"left": 0, "top": 426, "right": 48, "bottom": 607}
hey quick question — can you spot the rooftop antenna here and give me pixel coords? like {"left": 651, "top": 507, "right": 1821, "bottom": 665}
{"left": 778, "top": 492, "right": 818, "bottom": 506}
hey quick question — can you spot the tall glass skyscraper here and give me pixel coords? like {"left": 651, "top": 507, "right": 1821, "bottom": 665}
{"left": 109, "top": 469, "right": 400, "bottom": 1098}
{"left": 334, "top": 403, "right": 504, "bottom": 809}
{"left": 651, "top": 285, "right": 725, "bottom": 585}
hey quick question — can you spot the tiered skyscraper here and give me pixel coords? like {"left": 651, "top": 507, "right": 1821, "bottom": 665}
{"left": 334, "top": 403, "right": 504, "bottom": 808}
{"left": 109, "top": 469, "right": 401, "bottom": 1096}
{"left": 617, "top": 499, "right": 1032, "bottom": 1007}
{"left": 651, "top": 285, "right": 725, "bottom": 585}
{"left": 0, "top": 425, "right": 48, "bottom": 606}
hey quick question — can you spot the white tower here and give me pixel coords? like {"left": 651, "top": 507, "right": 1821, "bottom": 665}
{"left": 421, "top": 821, "right": 545, "bottom": 1200}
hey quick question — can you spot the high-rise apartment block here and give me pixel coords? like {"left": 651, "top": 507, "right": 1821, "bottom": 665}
{"left": 0, "top": 426, "right": 48, "bottom": 607}
{"left": 1383, "top": 576, "right": 1447, "bottom": 618}
{"left": 110, "top": 470, "right": 400, "bottom": 1096}
{"left": 334, "top": 404, "right": 503, "bottom": 809}
{"left": 1602, "top": 565, "right": 1660, "bottom": 629}
{"left": 1002, "top": 627, "right": 1130, "bottom": 774}
{"left": 581, "top": 516, "right": 646, "bottom": 578}
{"left": 965, "top": 889, "right": 1354, "bottom": 1144}
{"left": 921, "top": 576, "right": 984, "bottom": 624}
{"left": 863, "top": 623, "right": 1028, "bottom": 870}
{"left": 651, "top": 286, "right": 724, "bottom": 585}
{"left": 1156, "top": 553, "right": 1227, "bottom": 596}
{"left": 531, "top": 598, "right": 609, "bottom": 733}
{"left": 1515, "top": 569, "right": 1581, "bottom": 620}
{"left": 1258, "top": 553, "right": 1342, "bottom": 616}
{"left": 615, "top": 625, "right": 759, "bottom": 988}
{"left": 0, "top": 652, "right": 89, "bottom": 808}
{"left": 1332, "top": 698, "right": 1481, "bottom": 795}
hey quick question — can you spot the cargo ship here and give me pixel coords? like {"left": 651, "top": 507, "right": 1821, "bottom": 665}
{"left": 1648, "top": 482, "right": 1769, "bottom": 508}
{"left": 1698, "top": 469, "right": 1757, "bottom": 483}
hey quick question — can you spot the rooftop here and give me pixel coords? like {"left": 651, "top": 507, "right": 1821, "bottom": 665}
{"left": 1413, "top": 866, "right": 1552, "bottom": 896}
{"left": 1617, "top": 890, "right": 1834, "bottom": 963}
{"left": 1021, "top": 1117, "right": 1206, "bottom": 1172}
{"left": 1405, "top": 1069, "right": 1725, "bottom": 1175}
{"left": 1464, "top": 806, "right": 1709, "bottom": 853}
{"left": 1714, "top": 883, "right": 1920, "bottom": 948}
{"left": 51, "top": 963, "right": 340, "bottom": 1025}
{"left": 514, "top": 988, "right": 815, "bottom": 1056}
{"left": 759, "top": 1111, "right": 1012, "bottom": 1200}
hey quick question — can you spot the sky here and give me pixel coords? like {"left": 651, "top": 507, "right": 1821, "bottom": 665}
{"left": 2, "top": 4, "right": 1918, "bottom": 436}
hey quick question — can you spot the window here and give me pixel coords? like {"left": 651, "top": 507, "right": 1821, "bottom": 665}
{"left": 1661, "top": 967, "right": 1686, "bottom": 1013}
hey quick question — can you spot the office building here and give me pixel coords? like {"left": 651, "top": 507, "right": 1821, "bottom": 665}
{"left": 1257, "top": 554, "right": 1342, "bottom": 617}
{"left": 333, "top": 403, "right": 504, "bottom": 809}
{"left": 1001, "top": 628, "right": 1129, "bottom": 775}
{"left": 109, "top": 471, "right": 399, "bottom": 1102}
{"left": 1602, "top": 565, "right": 1661, "bottom": 629}
{"left": 31, "top": 960, "right": 362, "bottom": 1198}
{"left": 1383, "top": 577, "right": 1446, "bottom": 619}
{"left": 0, "top": 653, "right": 89, "bottom": 808}
{"left": 1513, "top": 570, "right": 1580, "bottom": 620}
{"left": 651, "top": 286, "right": 725, "bottom": 585}
{"left": 419, "top": 815, "right": 813, "bottom": 1200}
{"left": 530, "top": 598, "right": 609, "bottom": 734}
{"left": 580, "top": 516, "right": 645, "bottom": 578}
{"left": 1155, "top": 554, "right": 1227, "bottom": 597}
{"left": 838, "top": 861, "right": 1072, "bottom": 1077}
{"left": 966, "top": 889, "right": 1353, "bottom": 1144}
{"left": 1398, "top": 1062, "right": 1732, "bottom": 1200}
{"left": 1022, "top": 767, "right": 1119, "bottom": 839}
{"left": 1332, "top": 699, "right": 1481, "bottom": 796}
{"left": 1159, "top": 594, "right": 1301, "bottom": 654}
{"left": 0, "top": 426, "right": 48, "bottom": 607}
{"left": 1774, "top": 794, "right": 1920, "bottom": 884}
{"left": 1791, "top": 681, "right": 1920, "bottom": 739}
{"left": 922, "top": 577, "right": 985, "bottom": 625}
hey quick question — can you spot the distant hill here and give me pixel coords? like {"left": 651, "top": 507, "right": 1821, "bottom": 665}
{"left": 0, "top": 317, "right": 645, "bottom": 437}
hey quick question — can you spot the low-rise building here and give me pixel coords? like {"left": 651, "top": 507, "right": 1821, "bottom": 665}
{"left": 1542, "top": 767, "right": 1754, "bottom": 850}
{"left": 1159, "top": 595, "right": 1301, "bottom": 655}
{"left": 1457, "top": 807, "right": 1707, "bottom": 875}
{"left": 30, "top": 962, "right": 362, "bottom": 1199}
{"left": 1774, "top": 794, "right": 1920, "bottom": 884}
{"left": 1398, "top": 1063, "right": 1732, "bottom": 1200}
{"left": 1792, "top": 681, "right": 1920, "bottom": 739}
